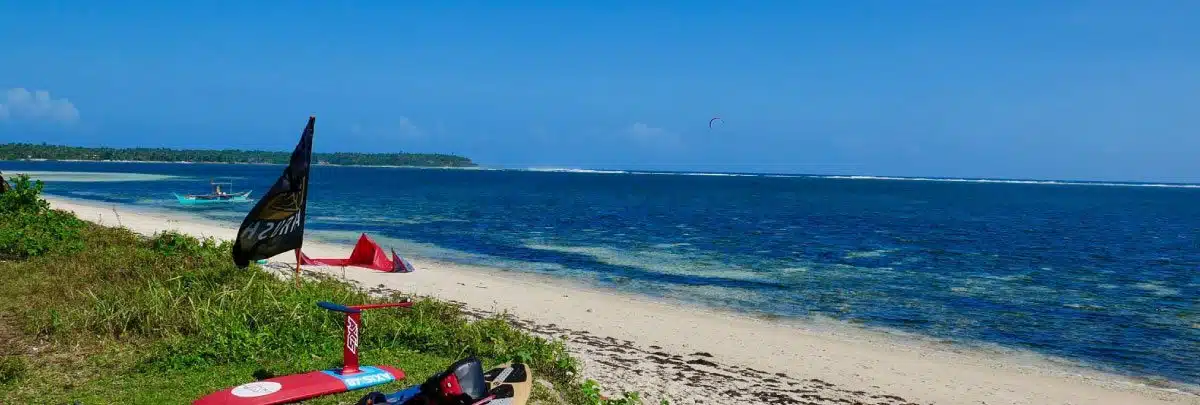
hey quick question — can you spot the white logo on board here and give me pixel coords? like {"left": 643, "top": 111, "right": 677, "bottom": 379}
{"left": 346, "top": 316, "right": 359, "bottom": 354}
{"left": 231, "top": 381, "right": 282, "bottom": 398}
{"left": 344, "top": 373, "right": 392, "bottom": 387}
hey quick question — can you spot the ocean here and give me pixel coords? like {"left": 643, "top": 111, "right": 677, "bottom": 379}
{"left": 2, "top": 161, "right": 1197, "bottom": 386}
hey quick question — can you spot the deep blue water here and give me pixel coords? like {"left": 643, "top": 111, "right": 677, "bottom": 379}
{"left": 3, "top": 161, "right": 1198, "bottom": 385}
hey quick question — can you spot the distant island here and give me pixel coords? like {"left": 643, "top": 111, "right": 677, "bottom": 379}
{"left": 0, "top": 143, "right": 477, "bottom": 167}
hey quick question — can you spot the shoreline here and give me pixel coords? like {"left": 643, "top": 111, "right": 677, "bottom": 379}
{"left": 44, "top": 195, "right": 1200, "bottom": 405}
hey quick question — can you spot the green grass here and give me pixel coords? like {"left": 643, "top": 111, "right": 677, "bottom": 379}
{"left": 0, "top": 174, "right": 645, "bottom": 404}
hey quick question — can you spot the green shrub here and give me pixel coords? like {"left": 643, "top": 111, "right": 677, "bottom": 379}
{"left": 576, "top": 379, "right": 648, "bottom": 404}
{"left": 0, "top": 175, "right": 86, "bottom": 259}
{"left": 148, "top": 230, "right": 215, "bottom": 257}
{"left": 0, "top": 174, "right": 49, "bottom": 214}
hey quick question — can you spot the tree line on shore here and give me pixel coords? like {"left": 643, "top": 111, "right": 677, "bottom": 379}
{"left": 0, "top": 143, "right": 477, "bottom": 167}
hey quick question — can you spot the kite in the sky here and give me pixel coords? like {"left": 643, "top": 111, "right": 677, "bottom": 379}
{"left": 708, "top": 117, "right": 723, "bottom": 129}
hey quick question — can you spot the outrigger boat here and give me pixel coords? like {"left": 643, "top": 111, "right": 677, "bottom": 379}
{"left": 174, "top": 178, "right": 252, "bottom": 205}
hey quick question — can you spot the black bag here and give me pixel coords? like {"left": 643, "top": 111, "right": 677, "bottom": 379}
{"left": 357, "top": 357, "right": 493, "bottom": 405}
{"left": 420, "top": 357, "right": 490, "bottom": 404}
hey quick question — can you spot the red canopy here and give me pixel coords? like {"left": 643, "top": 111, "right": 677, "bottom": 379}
{"left": 300, "top": 233, "right": 395, "bottom": 272}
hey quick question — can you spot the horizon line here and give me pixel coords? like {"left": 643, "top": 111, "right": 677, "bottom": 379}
{"left": 2, "top": 159, "right": 1198, "bottom": 188}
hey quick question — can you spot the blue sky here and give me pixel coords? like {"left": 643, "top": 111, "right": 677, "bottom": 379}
{"left": 1, "top": 1, "right": 1199, "bottom": 181}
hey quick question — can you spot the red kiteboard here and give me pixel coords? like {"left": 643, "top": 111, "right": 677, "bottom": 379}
{"left": 195, "top": 301, "right": 412, "bottom": 405}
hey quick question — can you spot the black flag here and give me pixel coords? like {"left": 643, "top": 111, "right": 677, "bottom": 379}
{"left": 232, "top": 116, "right": 315, "bottom": 268}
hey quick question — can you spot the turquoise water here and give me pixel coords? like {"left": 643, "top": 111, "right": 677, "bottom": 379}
{"left": 3, "top": 161, "right": 1197, "bottom": 385}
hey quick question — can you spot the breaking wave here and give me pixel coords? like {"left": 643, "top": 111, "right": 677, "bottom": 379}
{"left": 816, "top": 175, "right": 1200, "bottom": 189}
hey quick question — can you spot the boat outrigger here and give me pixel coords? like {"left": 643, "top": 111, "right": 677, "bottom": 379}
{"left": 174, "top": 178, "right": 252, "bottom": 205}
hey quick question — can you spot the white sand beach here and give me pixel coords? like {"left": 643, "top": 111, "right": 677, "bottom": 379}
{"left": 48, "top": 196, "right": 1199, "bottom": 405}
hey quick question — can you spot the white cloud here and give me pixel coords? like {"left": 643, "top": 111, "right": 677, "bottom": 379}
{"left": 628, "top": 122, "right": 665, "bottom": 138}
{"left": 625, "top": 122, "right": 680, "bottom": 148}
{"left": 346, "top": 119, "right": 426, "bottom": 139}
{"left": 0, "top": 88, "right": 80, "bottom": 124}
{"left": 398, "top": 116, "right": 424, "bottom": 138}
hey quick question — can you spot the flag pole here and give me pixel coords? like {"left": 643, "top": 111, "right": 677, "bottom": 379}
{"left": 294, "top": 114, "right": 314, "bottom": 289}
{"left": 294, "top": 248, "right": 302, "bottom": 288}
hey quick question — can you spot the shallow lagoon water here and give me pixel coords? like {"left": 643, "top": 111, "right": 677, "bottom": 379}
{"left": 3, "top": 161, "right": 1197, "bottom": 385}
